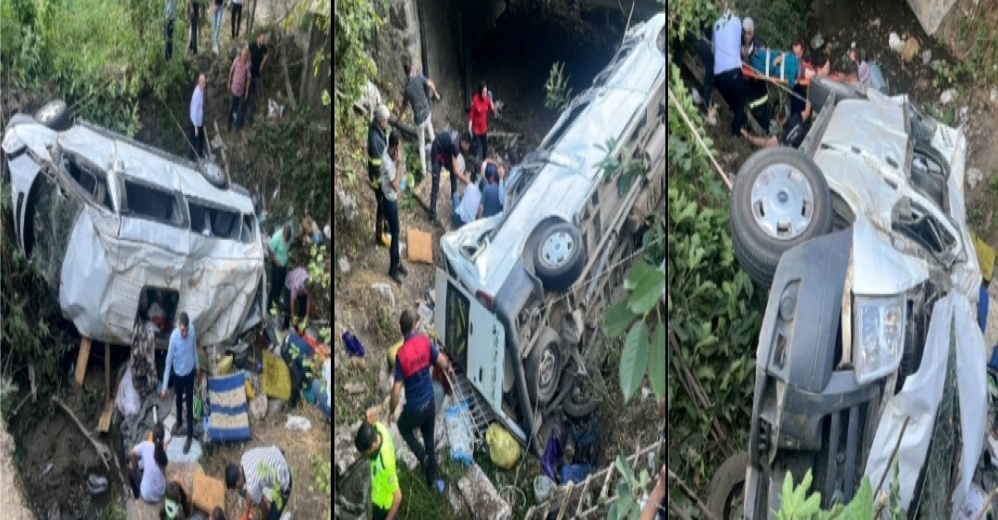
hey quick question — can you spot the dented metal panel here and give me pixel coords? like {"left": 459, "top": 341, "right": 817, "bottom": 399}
{"left": 3, "top": 116, "right": 264, "bottom": 347}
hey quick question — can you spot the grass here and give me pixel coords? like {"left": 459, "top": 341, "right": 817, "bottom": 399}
{"left": 392, "top": 451, "right": 540, "bottom": 519}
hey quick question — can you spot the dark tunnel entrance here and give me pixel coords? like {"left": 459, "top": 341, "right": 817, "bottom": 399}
{"left": 466, "top": 3, "right": 629, "bottom": 151}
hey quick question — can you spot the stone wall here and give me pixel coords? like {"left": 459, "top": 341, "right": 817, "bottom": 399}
{"left": 907, "top": 0, "right": 960, "bottom": 36}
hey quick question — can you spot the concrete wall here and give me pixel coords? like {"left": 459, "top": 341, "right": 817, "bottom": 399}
{"left": 907, "top": 0, "right": 960, "bottom": 35}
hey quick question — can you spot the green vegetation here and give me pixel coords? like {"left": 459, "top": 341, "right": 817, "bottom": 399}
{"left": 739, "top": 0, "right": 807, "bottom": 51}
{"left": 247, "top": 111, "right": 332, "bottom": 219}
{"left": 937, "top": 6, "right": 998, "bottom": 89}
{"left": 1, "top": 0, "right": 189, "bottom": 135}
{"left": 544, "top": 61, "right": 573, "bottom": 112}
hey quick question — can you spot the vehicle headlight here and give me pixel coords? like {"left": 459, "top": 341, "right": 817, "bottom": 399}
{"left": 853, "top": 294, "right": 907, "bottom": 385}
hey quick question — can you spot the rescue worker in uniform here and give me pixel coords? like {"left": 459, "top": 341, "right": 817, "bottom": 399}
{"left": 741, "top": 17, "right": 771, "bottom": 135}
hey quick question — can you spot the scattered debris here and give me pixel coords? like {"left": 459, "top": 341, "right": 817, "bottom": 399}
{"left": 358, "top": 81, "right": 383, "bottom": 118}
{"left": 249, "top": 394, "right": 268, "bottom": 420}
{"left": 52, "top": 396, "right": 111, "bottom": 472}
{"left": 889, "top": 32, "right": 904, "bottom": 53}
{"left": 337, "top": 256, "right": 351, "bottom": 273}
{"left": 968, "top": 167, "right": 984, "bottom": 189}
{"left": 285, "top": 415, "right": 312, "bottom": 432}
{"left": 85, "top": 474, "right": 108, "bottom": 495}
{"left": 268, "top": 398, "right": 285, "bottom": 415}
{"left": 868, "top": 18, "right": 880, "bottom": 29}
{"left": 336, "top": 189, "right": 356, "bottom": 219}
{"left": 811, "top": 32, "right": 824, "bottom": 50}
{"left": 370, "top": 283, "right": 396, "bottom": 308}
{"left": 941, "top": 88, "right": 958, "bottom": 105}
{"left": 344, "top": 383, "right": 365, "bottom": 395}
{"left": 690, "top": 88, "right": 703, "bottom": 106}
{"left": 922, "top": 50, "right": 932, "bottom": 65}
{"left": 268, "top": 99, "right": 286, "bottom": 119}
{"left": 990, "top": 87, "right": 998, "bottom": 104}
{"left": 901, "top": 38, "right": 921, "bottom": 62}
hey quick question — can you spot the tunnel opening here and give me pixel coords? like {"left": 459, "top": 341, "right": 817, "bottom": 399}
{"left": 464, "top": 2, "right": 632, "bottom": 155}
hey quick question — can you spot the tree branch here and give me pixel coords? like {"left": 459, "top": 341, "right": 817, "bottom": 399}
{"left": 668, "top": 469, "right": 717, "bottom": 520}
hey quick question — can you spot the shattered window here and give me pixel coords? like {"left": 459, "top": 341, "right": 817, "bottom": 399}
{"left": 123, "top": 181, "right": 184, "bottom": 227}
{"left": 445, "top": 283, "right": 470, "bottom": 367}
{"left": 241, "top": 214, "right": 256, "bottom": 244}
{"left": 64, "top": 156, "right": 114, "bottom": 212}
{"left": 28, "top": 175, "right": 82, "bottom": 288}
{"left": 187, "top": 198, "right": 242, "bottom": 240}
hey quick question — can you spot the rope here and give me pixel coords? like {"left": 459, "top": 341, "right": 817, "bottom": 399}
{"left": 667, "top": 86, "right": 732, "bottom": 190}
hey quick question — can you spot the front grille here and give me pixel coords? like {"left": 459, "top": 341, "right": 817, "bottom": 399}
{"left": 815, "top": 402, "right": 874, "bottom": 508}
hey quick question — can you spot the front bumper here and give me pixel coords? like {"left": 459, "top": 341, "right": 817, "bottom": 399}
{"left": 746, "top": 228, "right": 882, "bottom": 514}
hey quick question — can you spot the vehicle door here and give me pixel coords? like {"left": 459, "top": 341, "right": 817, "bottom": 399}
{"left": 435, "top": 269, "right": 506, "bottom": 411}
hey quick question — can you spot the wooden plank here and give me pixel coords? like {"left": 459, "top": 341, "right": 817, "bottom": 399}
{"left": 75, "top": 337, "right": 92, "bottom": 385}
{"left": 98, "top": 342, "right": 111, "bottom": 433}
{"left": 104, "top": 343, "right": 110, "bottom": 402}
{"left": 97, "top": 402, "right": 113, "bottom": 434}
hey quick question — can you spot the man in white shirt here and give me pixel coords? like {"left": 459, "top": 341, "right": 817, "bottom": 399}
{"left": 712, "top": 9, "right": 746, "bottom": 137}
{"left": 381, "top": 133, "right": 407, "bottom": 285}
{"left": 451, "top": 170, "right": 482, "bottom": 230}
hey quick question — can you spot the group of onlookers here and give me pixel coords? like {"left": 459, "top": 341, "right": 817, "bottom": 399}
{"left": 366, "top": 58, "right": 506, "bottom": 285}
{"left": 181, "top": 0, "right": 269, "bottom": 161}
{"left": 166, "top": 0, "right": 246, "bottom": 60}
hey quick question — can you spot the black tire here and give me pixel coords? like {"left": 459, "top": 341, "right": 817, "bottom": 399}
{"left": 563, "top": 362, "right": 600, "bottom": 419}
{"left": 807, "top": 76, "right": 864, "bottom": 114}
{"left": 525, "top": 327, "right": 563, "bottom": 406}
{"left": 200, "top": 161, "right": 230, "bottom": 189}
{"left": 533, "top": 222, "right": 586, "bottom": 292}
{"left": 707, "top": 452, "right": 750, "bottom": 520}
{"left": 34, "top": 100, "right": 71, "bottom": 131}
{"left": 729, "top": 147, "right": 833, "bottom": 286}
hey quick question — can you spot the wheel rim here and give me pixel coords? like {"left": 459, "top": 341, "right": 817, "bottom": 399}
{"left": 37, "top": 103, "right": 60, "bottom": 123}
{"left": 540, "top": 231, "right": 575, "bottom": 269}
{"left": 538, "top": 346, "right": 558, "bottom": 395}
{"left": 749, "top": 164, "right": 815, "bottom": 240}
{"left": 202, "top": 162, "right": 226, "bottom": 185}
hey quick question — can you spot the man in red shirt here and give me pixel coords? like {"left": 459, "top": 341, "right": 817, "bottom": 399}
{"left": 467, "top": 81, "right": 496, "bottom": 160}
{"left": 388, "top": 309, "right": 454, "bottom": 489}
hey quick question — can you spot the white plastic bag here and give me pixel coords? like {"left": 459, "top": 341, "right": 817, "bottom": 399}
{"left": 114, "top": 365, "right": 141, "bottom": 417}
{"left": 285, "top": 415, "right": 312, "bottom": 432}
{"left": 445, "top": 400, "right": 473, "bottom": 465}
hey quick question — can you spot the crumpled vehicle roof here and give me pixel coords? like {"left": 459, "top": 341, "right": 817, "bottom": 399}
{"left": 3, "top": 117, "right": 265, "bottom": 346}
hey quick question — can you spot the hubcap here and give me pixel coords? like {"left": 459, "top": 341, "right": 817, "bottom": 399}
{"left": 540, "top": 231, "right": 574, "bottom": 269}
{"left": 202, "top": 162, "right": 226, "bottom": 185}
{"left": 749, "top": 164, "right": 815, "bottom": 240}
{"left": 37, "top": 103, "right": 60, "bottom": 122}
{"left": 539, "top": 347, "right": 557, "bottom": 392}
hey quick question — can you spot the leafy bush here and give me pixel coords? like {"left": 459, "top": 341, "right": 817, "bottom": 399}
{"left": 333, "top": 0, "right": 384, "bottom": 123}
{"left": 248, "top": 111, "right": 332, "bottom": 219}
{"left": 544, "top": 61, "right": 573, "bottom": 112}
{"left": 738, "top": 0, "right": 807, "bottom": 51}
{"left": 2, "top": 0, "right": 191, "bottom": 135}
